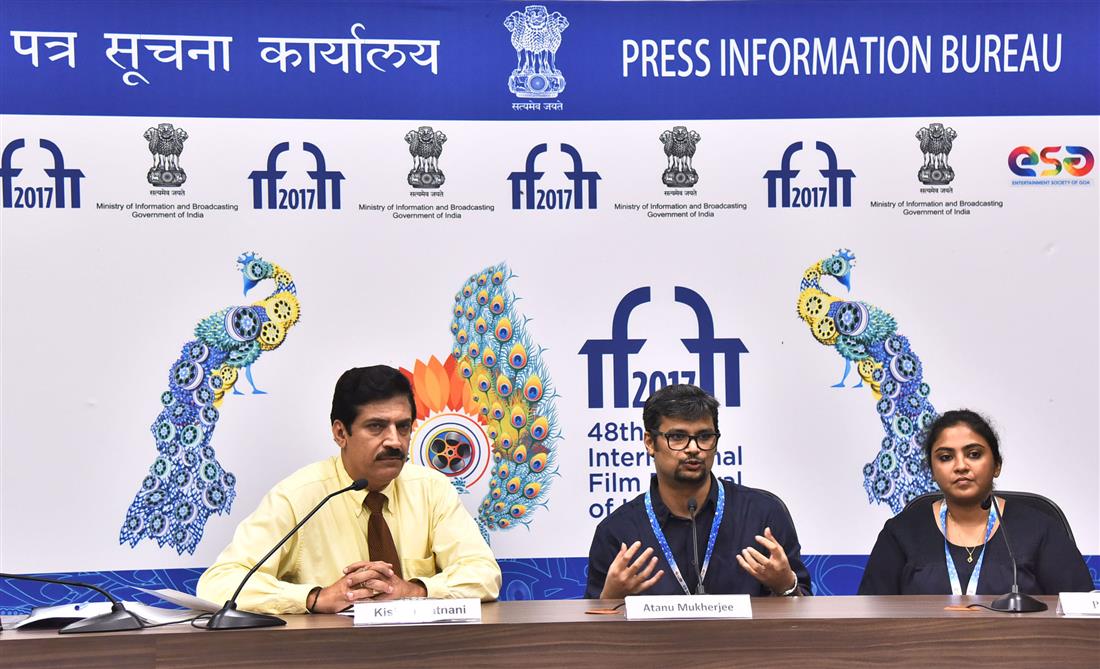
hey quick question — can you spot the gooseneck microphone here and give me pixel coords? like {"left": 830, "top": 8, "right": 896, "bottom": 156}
{"left": 981, "top": 495, "right": 1047, "bottom": 613}
{"left": 0, "top": 573, "right": 144, "bottom": 634}
{"left": 686, "top": 498, "right": 705, "bottom": 595}
{"left": 206, "top": 478, "right": 370, "bottom": 630}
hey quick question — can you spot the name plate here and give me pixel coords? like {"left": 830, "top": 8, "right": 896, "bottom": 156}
{"left": 1058, "top": 592, "right": 1100, "bottom": 616}
{"left": 353, "top": 598, "right": 481, "bottom": 625}
{"left": 624, "top": 594, "right": 752, "bottom": 620}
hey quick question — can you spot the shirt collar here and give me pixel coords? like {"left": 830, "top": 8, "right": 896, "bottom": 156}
{"left": 648, "top": 473, "right": 719, "bottom": 522}
{"left": 334, "top": 456, "right": 369, "bottom": 516}
{"left": 334, "top": 456, "right": 402, "bottom": 516}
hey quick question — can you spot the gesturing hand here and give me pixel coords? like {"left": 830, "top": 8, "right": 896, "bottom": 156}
{"left": 599, "top": 540, "right": 665, "bottom": 599}
{"left": 735, "top": 527, "right": 798, "bottom": 595}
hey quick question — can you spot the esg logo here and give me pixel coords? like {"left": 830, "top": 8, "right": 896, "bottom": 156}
{"left": 1008, "top": 146, "right": 1094, "bottom": 177}
{"left": 579, "top": 287, "right": 747, "bottom": 409}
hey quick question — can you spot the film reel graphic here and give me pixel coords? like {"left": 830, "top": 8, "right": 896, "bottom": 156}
{"left": 411, "top": 412, "right": 492, "bottom": 491}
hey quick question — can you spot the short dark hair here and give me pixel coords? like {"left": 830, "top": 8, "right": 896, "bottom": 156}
{"left": 642, "top": 384, "right": 720, "bottom": 433}
{"left": 330, "top": 365, "right": 416, "bottom": 431}
{"left": 922, "top": 409, "right": 1002, "bottom": 467}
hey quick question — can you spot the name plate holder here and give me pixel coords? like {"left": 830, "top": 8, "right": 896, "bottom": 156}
{"left": 353, "top": 598, "right": 481, "bottom": 626}
{"left": 624, "top": 594, "right": 752, "bottom": 620}
{"left": 1057, "top": 592, "right": 1100, "bottom": 616}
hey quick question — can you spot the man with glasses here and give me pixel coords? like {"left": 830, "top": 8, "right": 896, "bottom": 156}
{"left": 197, "top": 365, "right": 501, "bottom": 614}
{"left": 585, "top": 384, "right": 810, "bottom": 598}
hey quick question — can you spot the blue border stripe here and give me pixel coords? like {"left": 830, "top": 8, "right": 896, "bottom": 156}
{"left": 2, "top": 1, "right": 1096, "bottom": 120}
{"left": 2, "top": 556, "right": 1097, "bottom": 614}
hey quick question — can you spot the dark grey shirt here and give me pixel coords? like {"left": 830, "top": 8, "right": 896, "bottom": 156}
{"left": 586, "top": 475, "right": 811, "bottom": 598}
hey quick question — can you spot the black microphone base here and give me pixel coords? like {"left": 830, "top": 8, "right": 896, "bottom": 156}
{"left": 990, "top": 591, "right": 1048, "bottom": 613}
{"left": 60, "top": 605, "right": 144, "bottom": 634}
{"left": 206, "top": 602, "right": 286, "bottom": 630}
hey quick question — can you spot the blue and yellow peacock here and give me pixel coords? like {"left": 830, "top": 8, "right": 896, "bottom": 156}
{"left": 119, "top": 252, "right": 300, "bottom": 554}
{"left": 455, "top": 264, "right": 558, "bottom": 538}
{"left": 404, "top": 263, "right": 559, "bottom": 543}
{"left": 797, "top": 249, "right": 936, "bottom": 513}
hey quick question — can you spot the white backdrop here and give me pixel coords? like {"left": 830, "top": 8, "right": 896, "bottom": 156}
{"left": 1, "top": 113, "right": 1097, "bottom": 573}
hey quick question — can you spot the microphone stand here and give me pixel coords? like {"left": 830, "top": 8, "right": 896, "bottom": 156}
{"left": 206, "top": 478, "right": 369, "bottom": 630}
{"left": 687, "top": 498, "right": 705, "bottom": 595}
{"left": 983, "top": 495, "right": 1047, "bottom": 613}
{"left": 0, "top": 573, "right": 144, "bottom": 634}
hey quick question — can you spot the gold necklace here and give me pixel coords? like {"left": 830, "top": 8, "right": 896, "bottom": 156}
{"left": 945, "top": 505, "right": 984, "bottom": 563}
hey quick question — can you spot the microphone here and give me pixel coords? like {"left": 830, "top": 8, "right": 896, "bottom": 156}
{"left": 981, "top": 494, "right": 1047, "bottom": 613}
{"left": 687, "top": 498, "right": 705, "bottom": 595}
{"left": 205, "top": 478, "right": 369, "bottom": 630}
{"left": 0, "top": 573, "right": 143, "bottom": 634}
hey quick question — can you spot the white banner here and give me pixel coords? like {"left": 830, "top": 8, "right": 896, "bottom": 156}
{"left": 1, "top": 113, "right": 1097, "bottom": 574}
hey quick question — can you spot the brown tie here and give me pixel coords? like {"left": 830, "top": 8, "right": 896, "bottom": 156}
{"left": 364, "top": 491, "right": 403, "bottom": 579}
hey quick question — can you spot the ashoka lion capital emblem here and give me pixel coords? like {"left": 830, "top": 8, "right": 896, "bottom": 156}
{"left": 145, "top": 122, "right": 188, "bottom": 187}
{"left": 915, "top": 122, "right": 957, "bottom": 185}
{"left": 505, "top": 5, "right": 569, "bottom": 98}
{"left": 660, "top": 126, "right": 701, "bottom": 187}
{"left": 405, "top": 126, "right": 447, "bottom": 188}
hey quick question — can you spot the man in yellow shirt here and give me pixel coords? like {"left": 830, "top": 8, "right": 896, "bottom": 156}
{"left": 197, "top": 365, "right": 502, "bottom": 614}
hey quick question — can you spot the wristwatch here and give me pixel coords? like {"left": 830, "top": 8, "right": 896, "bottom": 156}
{"left": 777, "top": 574, "right": 799, "bottom": 596}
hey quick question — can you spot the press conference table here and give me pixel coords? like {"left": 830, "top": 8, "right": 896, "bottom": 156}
{"left": 2, "top": 596, "right": 1097, "bottom": 668}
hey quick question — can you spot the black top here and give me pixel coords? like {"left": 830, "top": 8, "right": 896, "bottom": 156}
{"left": 585, "top": 475, "right": 812, "bottom": 598}
{"left": 858, "top": 495, "right": 1094, "bottom": 595}
{"left": 944, "top": 543, "right": 984, "bottom": 592}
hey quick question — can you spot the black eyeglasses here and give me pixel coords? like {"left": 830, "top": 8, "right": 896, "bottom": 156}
{"left": 651, "top": 431, "right": 721, "bottom": 451}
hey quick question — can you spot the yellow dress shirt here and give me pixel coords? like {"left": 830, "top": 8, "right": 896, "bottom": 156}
{"left": 197, "top": 456, "right": 501, "bottom": 614}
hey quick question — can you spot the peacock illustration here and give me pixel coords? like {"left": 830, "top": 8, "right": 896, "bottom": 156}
{"left": 119, "top": 252, "right": 300, "bottom": 554}
{"left": 403, "top": 263, "right": 559, "bottom": 543}
{"left": 797, "top": 249, "right": 936, "bottom": 513}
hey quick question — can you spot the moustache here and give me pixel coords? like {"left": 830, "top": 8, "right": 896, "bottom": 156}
{"left": 377, "top": 447, "right": 407, "bottom": 461}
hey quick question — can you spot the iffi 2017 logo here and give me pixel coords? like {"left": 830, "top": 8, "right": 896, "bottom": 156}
{"left": 508, "top": 143, "right": 601, "bottom": 210}
{"left": 0, "top": 139, "right": 84, "bottom": 209}
{"left": 764, "top": 141, "right": 854, "bottom": 208}
{"left": 248, "top": 142, "right": 345, "bottom": 210}
{"left": 1008, "top": 146, "right": 1094, "bottom": 178}
{"left": 505, "top": 5, "right": 568, "bottom": 98}
{"left": 579, "top": 287, "right": 748, "bottom": 409}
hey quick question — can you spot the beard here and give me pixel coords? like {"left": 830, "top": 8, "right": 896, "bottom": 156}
{"left": 673, "top": 459, "right": 708, "bottom": 484}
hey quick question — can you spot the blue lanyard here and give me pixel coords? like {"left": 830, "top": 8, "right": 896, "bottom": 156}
{"left": 939, "top": 501, "right": 996, "bottom": 596}
{"left": 644, "top": 480, "right": 725, "bottom": 596}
